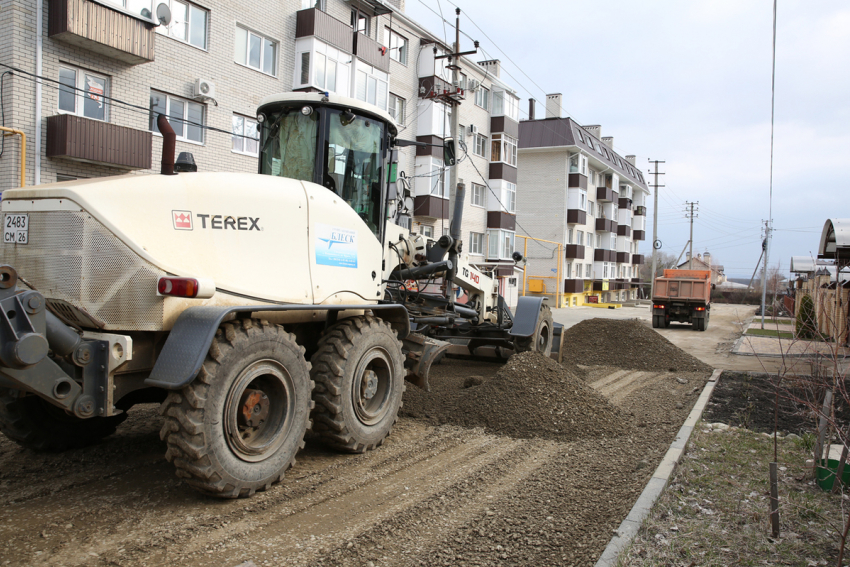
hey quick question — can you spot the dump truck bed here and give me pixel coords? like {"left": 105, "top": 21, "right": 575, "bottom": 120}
{"left": 652, "top": 269, "right": 711, "bottom": 303}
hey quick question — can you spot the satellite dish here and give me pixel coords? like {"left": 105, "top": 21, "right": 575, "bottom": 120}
{"left": 156, "top": 3, "right": 171, "bottom": 26}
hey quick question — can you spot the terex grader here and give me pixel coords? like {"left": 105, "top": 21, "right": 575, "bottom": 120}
{"left": 0, "top": 93, "right": 555, "bottom": 498}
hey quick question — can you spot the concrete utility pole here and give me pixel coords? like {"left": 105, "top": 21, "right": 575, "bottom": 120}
{"left": 685, "top": 201, "right": 699, "bottom": 269}
{"left": 648, "top": 160, "right": 665, "bottom": 299}
{"left": 760, "top": 219, "right": 771, "bottom": 329}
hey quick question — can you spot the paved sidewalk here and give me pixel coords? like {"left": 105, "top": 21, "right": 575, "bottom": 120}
{"left": 733, "top": 333, "right": 850, "bottom": 358}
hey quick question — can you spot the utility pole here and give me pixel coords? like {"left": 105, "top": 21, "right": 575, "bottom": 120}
{"left": 760, "top": 220, "right": 772, "bottom": 329}
{"left": 648, "top": 160, "right": 665, "bottom": 299}
{"left": 436, "top": 9, "right": 477, "bottom": 225}
{"left": 685, "top": 201, "right": 699, "bottom": 269}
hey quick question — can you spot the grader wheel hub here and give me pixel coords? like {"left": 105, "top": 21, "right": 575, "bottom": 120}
{"left": 361, "top": 370, "right": 379, "bottom": 400}
{"left": 239, "top": 389, "right": 270, "bottom": 428}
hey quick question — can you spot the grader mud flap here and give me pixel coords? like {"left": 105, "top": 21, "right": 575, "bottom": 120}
{"left": 402, "top": 333, "right": 450, "bottom": 392}
{"left": 550, "top": 323, "right": 565, "bottom": 363}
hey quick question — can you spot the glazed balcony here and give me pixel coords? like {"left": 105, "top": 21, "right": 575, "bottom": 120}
{"left": 563, "top": 279, "right": 584, "bottom": 293}
{"left": 596, "top": 186, "right": 615, "bottom": 202}
{"left": 633, "top": 230, "right": 646, "bottom": 241}
{"left": 617, "top": 224, "right": 631, "bottom": 237}
{"left": 634, "top": 205, "right": 646, "bottom": 216}
{"left": 616, "top": 252, "right": 630, "bottom": 264}
{"left": 632, "top": 254, "right": 646, "bottom": 265}
{"left": 564, "top": 245, "right": 585, "bottom": 260}
{"left": 46, "top": 114, "right": 152, "bottom": 170}
{"left": 595, "top": 218, "right": 616, "bottom": 233}
{"left": 594, "top": 249, "right": 616, "bottom": 262}
{"left": 567, "top": 209, "right": 587, "bottom": 225}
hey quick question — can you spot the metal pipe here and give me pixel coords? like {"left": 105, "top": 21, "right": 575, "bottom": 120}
{"left": 396, "top": 260, "right": 452, "bottom": 280}
{"left": 157, "top": 114, "right": 176, "bottom": 175}
{"left": 35, "top": 0, "right": 43, "bottom": 185}
{"left": 0, "top": 127, "right": 26, "bottom": 187}
{"left": 412, "top": 316, "right": 454, "bottom": 325}
{"left": 45, "top": 311, "right": 81, "bottom": 357}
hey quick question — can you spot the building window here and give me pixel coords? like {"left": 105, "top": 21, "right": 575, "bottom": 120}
{"left": 58, "top": 66, "right": 109, "bottom": 122}
{"left": 490, "top": 133, "right": 517, "bottom": 166}
{"left": 579, "top": 189, "right": 587, "bottom": 210}
{"left": 156, "top": 0, "right": 207, "bottom": 49}
{"left": 351, "top": 10, "right": 369, "bottom": 35}
{"left": 569, "top": 153, "right": 578, "bottom": 173}
{"left": 429, "top": 159, "right": 448, "bottom": 197}
{"left": 421, "top": 225, "right": 434, "bottom": 238}
{"left": 565, "top": 263, "right": 572, "bottom": 279}
{"left": 505, "top": 182, "right": 516, "bottom": 213}
{"left": 469, "top": 232, "right": 485, "bottom": 255}
{"left": 473, "top": 134, "right": 488, "bottom": 158}
{"left": 588, "top": 201, "right": 594, "bottom": 216}
{"left": 150, "top": 91, "right": 204, "bottom": 144}
{"left": 389, "top": 94, "right": 405, "bottom": 125}
{"left": 232, "top": 115, "right": 259, "bottom": 156}
{"left": 301, "top": 0, "right": 325, "bottom": 9}
{"left": 474, "top": 86, "right": 489, "bottom": 111}
{"left": 596, "top": 234, "right": 602, "bottom": 248}
{"left": 586, "top": 263, "right": 592, "bottom": 278}
{"left": 487, "top": 229, "right": 515, "bottom": 260}
{"left": 577, "top": 230, "right": 584, "bottom": 246}
{"left": 384, "top": 28, "right": 408, "bottom": 65}
{"left": 235, "top": 26, "right": 277, "bottom": 76}
{"left": 567, "top": 228, "right": 573, "bottom": 244}
{"left": 355, "top": 63, "right": 389, "bottom": 111}
{"left": 470, "top": 183, "right": 485, "bottom": 207}
{"left": 491, "top": 90, "right": 519, "bottom": 121}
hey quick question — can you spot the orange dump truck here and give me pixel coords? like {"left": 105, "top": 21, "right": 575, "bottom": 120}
{"left": 651, "top": 269, "right": 712, "bottom": 331}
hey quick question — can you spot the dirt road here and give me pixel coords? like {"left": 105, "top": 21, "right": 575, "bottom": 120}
{"left": 0, "top": 356, "right": 709, "bottom": 567}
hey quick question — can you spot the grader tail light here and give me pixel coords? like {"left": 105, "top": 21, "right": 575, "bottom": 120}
{"left": 156, "top": 277, "right": 216, "bottom": 299}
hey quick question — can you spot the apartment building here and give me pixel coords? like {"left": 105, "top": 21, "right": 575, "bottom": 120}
{"left": 516, "top": 95, "right": 649, "bottom": 307}
{"left": 0, "top": 0, "right": 520, "bottom": 299}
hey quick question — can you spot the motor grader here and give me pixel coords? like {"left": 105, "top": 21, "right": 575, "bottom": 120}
{"left": 0, "top": 92, "right": 554, "bottom": 498}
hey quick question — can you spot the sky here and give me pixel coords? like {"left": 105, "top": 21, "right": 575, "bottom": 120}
{"left": 405, "top": 0, "right": 850, "bottom": 278}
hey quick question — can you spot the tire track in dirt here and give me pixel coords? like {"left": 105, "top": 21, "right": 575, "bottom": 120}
{"left": 591, "top": 370, "right": 668, "bottom": 405}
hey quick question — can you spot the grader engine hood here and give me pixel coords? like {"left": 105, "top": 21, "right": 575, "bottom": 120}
{"left": 0, "top": 172, "right": 383, "bottom": 330}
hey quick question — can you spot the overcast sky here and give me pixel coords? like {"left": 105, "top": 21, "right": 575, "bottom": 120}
{"left": 406, "top": 0, "right": 850, "bottom": 278}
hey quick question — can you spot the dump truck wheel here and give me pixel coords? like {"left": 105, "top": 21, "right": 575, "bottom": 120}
{"left": 0, "top": 388, "right": 127, "bottom": 451}
{"left": 310, "top": 316, "right": 405, "bottom": 453}
{"left": 514, "top": 304, "right": 554, "bottom": 357}
{"left": 159, "top": 319, "right": 313, "bottom": 499}
{"left": 652, "top": 315, "right": 661, "bottom": 329}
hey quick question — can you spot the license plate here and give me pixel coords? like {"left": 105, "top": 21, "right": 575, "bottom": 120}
{"left": 3, "top": 214, "right": 28, "bottom": 245}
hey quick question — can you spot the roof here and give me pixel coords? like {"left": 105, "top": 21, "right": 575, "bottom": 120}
{"left": 790, "top": 256, "right": 816, "bottom": 273}
{"left": 677, "top": 257, "right": 710, "bottom": 270}
{"left": 818, "top": 219, "right": 850, "bottom": 261}
{"left": 517, "top": 116, "right": 647, "bottom": 190}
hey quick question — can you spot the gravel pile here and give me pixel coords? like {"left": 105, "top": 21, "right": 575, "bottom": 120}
{"left": 401, "top": 351, "right": 624, "bottom": 440}
{"left": 560, "top": 318, "right": 713, "bottom": 373}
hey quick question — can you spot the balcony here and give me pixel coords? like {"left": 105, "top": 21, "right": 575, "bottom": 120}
{"left": 296, "top": 8, "right": 354, "bottom": 53}
{"left": 616, "top": 252, "right": 630, "bottom": 264}
{"left": 487, "top": 211, "right": 516, "bottom": 231}
{"left": 634, "top": 205, "right": 646, "bottom": 216}
{"left": 564, "top": 279, "right": 584, "bottom": 293}
{"left": 632, "top": 254, "right": 646, "bottom": 265}
{"left": 564, "top": 245, "right": 585, "bottom": 260}
{"left": 595, "top": 218, "right": 616, "bottom": 233}
{"left": 413, "top": 196, "right": 449, "bottom": 219}
{"left": 633, "top": 230, "right": 646, "bottom": 241}
{"left": 618, "top": 197, "right": 632, "bottom": 209}
{"left": 48, "top": 0, "right": 156, "bottom": 64}
{"left": 617, "top": 224, "right": 631, "bottom": 237}
{"left": 567, "top": 209, "right": 587, "bottom": 225}
{"left": 594, "top": 249, "right": 616, "bottom": 262}
{"left": 46, "top": 114, "right": 151, "bottom": 170}
{"left": 568, "top": 173, "right": 587, "bottom": 190}
{"left": 354, "top": 31, "right": 390, "bottom": 73}
{"left": 597, "top": 186, "right": 615, "bottom": 202}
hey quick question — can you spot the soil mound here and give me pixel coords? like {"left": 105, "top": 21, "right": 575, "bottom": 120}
{"left": 401, "top": 351, "right": 624, "bottom": 440}
{"left": 560, "top": 318, "right": 713, "bottom": 373}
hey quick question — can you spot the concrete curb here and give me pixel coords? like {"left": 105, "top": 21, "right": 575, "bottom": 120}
{"left": 593, "top": 368, "right": 722, "bottom": 567}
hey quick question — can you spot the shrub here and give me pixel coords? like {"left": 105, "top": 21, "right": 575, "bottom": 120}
{"left": 796, "top": 294, "right": 817, "bottom": 339}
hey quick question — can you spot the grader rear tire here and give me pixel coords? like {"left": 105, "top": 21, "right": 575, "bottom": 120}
{"left": 159, "top": 319, "right": 313, "bottom": 498}
{"left": 310, "top": 316, "right": 405, "bottom": 453}
{"left": 514, "top": 304, "right": 554, "bottom": 357}
{"left": 0, "top": 389, "right": 127, "bottom": 451}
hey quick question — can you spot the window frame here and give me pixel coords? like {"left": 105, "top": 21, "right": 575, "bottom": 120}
{"left": 155, "top": 0, "right": 208, "bottom": 50}
{"left": 301, "top": 0, "right": 326, "bottom": 9}
{"left": 388, "top": 93, "right": 405, "bottom": 125}
{"left": 421, "top": 225, "right": 434, "bottom": 238}
{"left": 469, "top": 231, "right": 485, "bottom": 255}
{"left": 235, "top": 25, "right": 279, "bottom": 77}
{"left": 470, "top": 182, "right": 485, "bottom": 208}
{"left": 150, "top": 90, "right": 205, "bottom": 145}
{"left": 383, "top": 27, "right": 408, "bottom": 65}
{"left": 473, "top": 133, "right": 488, "bottom": 158}
{"left": 57, "top": 65, "right": 110, "bottom": 122}
{"left": 490, "top": 133, "right": 517, "bottom": 166}
{"left": 505, "top": 181, "right": 517, "bottom": 213}
{"left": 351, "top": 10, "right": 370, "bottom": 35}
{"left": 474, "top": 86, "right": 489, "bottom": 111}
{"left": 487, "top": 229, "right": 515, "bottom": 260}
{"left": 231, "top": 114, "right": 260, "bottom": 157}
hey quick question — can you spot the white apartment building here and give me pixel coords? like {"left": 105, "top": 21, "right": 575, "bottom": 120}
{"left": 516, "top": 95, "right": 649, "bottom": 307}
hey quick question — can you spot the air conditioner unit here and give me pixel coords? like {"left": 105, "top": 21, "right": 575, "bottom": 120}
{"left": 467, "top": 79, "right": 480, "bottom": 92}
{"left": 193, "top": 78, "right": 216, "bottom": 100}
{"left": 467, "top": 124, "right": 478, "bottom": 136}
